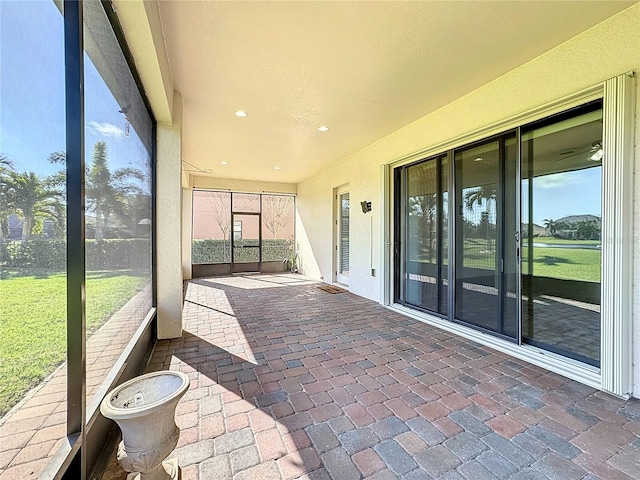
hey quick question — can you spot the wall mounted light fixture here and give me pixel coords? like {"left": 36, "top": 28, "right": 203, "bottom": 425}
{"left": 361, "top": 201, "right": 372, "bottom": 213}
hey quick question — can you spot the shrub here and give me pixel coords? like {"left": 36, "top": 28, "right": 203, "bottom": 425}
{"left": 0, "top": 238, "right": 152, "bottom": 271}
{"left": 192, "top": 239, "right": 291, "bottom": 264}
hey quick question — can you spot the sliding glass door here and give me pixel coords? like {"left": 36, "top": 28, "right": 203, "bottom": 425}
{"left": 395, "top": 99, "right": 603, "bottom": 365}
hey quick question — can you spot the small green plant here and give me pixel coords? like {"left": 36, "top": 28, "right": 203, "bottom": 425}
{"left": 284, "top": 247, "right": 299, "bottom": 273}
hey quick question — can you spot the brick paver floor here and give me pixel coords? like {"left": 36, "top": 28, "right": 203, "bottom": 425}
{"left": 99, "top": 274, "right": 640, "bottom": 480}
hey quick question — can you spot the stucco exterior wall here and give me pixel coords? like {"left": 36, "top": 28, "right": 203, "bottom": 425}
{"left": 296, "top": 4, "right": 640, "bottom": 393}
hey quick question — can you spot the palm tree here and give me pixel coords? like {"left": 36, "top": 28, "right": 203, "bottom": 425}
{"left": 5, "top": 170, "right": 62, "bottom": 241}
{"left": 0, "top": 155, "right": 16, "bottom": 240}
{"left": 464, "top": 185, "right": 497, "bottom": 213}
{"left": 464, "top": 184, "right": 497, "bottom": 251}
{"left": 0, "top": 154, "right": 13, "bottom": 173}
{"left": 407, "top": 164, "right": 439, "bottom": 261}
{"left": 86, "top": 142, "right": 144, "bottom": 240}
{"left": 543, "top": 218, "right": 556, "bottom": 236}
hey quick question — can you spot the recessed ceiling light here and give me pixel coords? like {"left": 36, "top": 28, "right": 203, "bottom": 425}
{"left": 318, "top": 126, "right": 329, "bottom": 132}
{"left": 220, "top": 161, "right": 228, "bottom": 165}
{"left": 274, "top": 166, "right": 281, "bottom": 170}
{"left": 235, "top": 110, "right": 248, "bottom": 118}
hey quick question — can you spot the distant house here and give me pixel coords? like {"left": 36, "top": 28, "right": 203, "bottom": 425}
{"left": 555, "top": 214, "right": 601, "bottom": 240}
{"left": 6, "top": 214, "right": 54, "bottom": 240}
{"left": 7, "top": 214, "right": 22, "bottom": 240}
{"left": 523, "top": 222, "right": 547, "bottom": 237}
{"left": 557, "top": 214, "right": 602, "bottom": 225}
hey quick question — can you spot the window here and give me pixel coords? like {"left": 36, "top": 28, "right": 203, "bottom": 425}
{"left": 0, "top": 0, "right": 67, "bottom": 468}
{"left": 84, "top": 0, "right": 154, "bottom": 409}
{"left": 192, "top": 191, "right": 295, "bottom": 269}
{"left": 192, "top": 190, "right": 231, "bottom": 264}
{"left": 336, "top": 189, "right": 350, "bottom": 285}
{"left": 233, "top": 220, "right": 243, "bottom": 240}
{"left": 261, "top": 194, "right": 294, "bottom": 261}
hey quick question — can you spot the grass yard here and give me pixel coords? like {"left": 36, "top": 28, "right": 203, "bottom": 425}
{"left": 528, "top": 237, "right": 601, "bottom": 246}
{"left": 415, "top": 238, "right": 600, "bottom": 283}
{"left": 523, "top": 246, "right": 601, "bottom": 283}
{"left": 0, "top": 271, "right": 149, "bottom": 417}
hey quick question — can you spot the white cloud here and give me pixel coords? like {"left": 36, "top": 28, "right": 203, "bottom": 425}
{"left": 88, "top": 121, "right": 125, "bottom": 138}
{"left": 534, "top": 172, "right": 582, "bottom": 189}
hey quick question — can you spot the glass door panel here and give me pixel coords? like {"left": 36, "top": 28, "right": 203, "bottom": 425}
{"left": 441, "top": 158, "right": 449, "bottom": 315}
{"left": 404, "top": 156, "right": 448, "bottom": 315}
{"left": 455, "top": 140, "right": 500, "bottom": 330}
{"left": 454, "top": 133, "right": 517, "bottom": 338}
{"left": 503, "top": 136, "right": 519, "bottom": 338}
{"left": 232, "top": 214, "right": 260, "bottom": 269}
{"left": 521, "top": 102, "right": 603, "bottom": 366}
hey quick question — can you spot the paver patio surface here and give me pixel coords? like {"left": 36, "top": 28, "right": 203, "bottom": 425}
{"left": 100, "top": 274, "right": 640, "bottom": 480}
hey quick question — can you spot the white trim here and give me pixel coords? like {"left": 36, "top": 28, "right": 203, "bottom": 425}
{"left": 601, "top": 72, "right": 636, "bottom": 397}
{"left": 388, "top": 303, "right": 602, "bottom": 390}
{"left": 380, "top": 164, "right": 392, "bottom": 305}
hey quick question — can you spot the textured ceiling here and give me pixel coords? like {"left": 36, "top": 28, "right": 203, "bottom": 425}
{"left": 158, "top": 1, "right": 634, "bottom": 184}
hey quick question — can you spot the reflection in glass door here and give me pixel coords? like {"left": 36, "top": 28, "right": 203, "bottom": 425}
{"left": 403, "top": 156, "right": 448, "bottom": 315}
{"left": 521, "top": 101, "right": 603, "bottom": 366}
{"left": 454, "top": 134, "right": 518, "bottom": 338}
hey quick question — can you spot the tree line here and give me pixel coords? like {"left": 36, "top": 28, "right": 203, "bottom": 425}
{"left": 0, "top": 142, "right": 149, "bottom": 242}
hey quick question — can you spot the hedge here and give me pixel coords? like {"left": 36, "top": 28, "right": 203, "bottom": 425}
{"left": 0, "top": 238, "right": 152, "bottom": 271}
{"left": 192, "top": 239, "right": 291, "bottom": 264}
{"left": 0, "top": 237, "right": 290, "bottom": 270}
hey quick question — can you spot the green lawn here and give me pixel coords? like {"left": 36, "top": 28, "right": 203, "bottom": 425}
{"left": 414, "top": 238, "right": 600, "bottom": 283}
{"left": 523, "top": 246, "right": 601, "bottom": 283}
{"left": 0, "top": 271, "right": 149, "bottom": 417}
{"left": 525, "top": 237, "right": 601, "bottom": 246}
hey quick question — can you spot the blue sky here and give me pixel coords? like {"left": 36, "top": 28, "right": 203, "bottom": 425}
{"left": 0, "top": 1, "right": 150, "bottom": 192}
{"left": 525, "top": 167, "right": 601, "bottom": 226}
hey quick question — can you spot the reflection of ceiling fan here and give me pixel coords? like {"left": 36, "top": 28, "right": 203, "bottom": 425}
{"left": 589, "top": 142, "right": 603, "bottom": 162}
{"left": 557, "top": 140, "right": 603, "bottom": 162}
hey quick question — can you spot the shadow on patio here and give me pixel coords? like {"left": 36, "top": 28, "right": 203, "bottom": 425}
{"left": 101, "top": 274, "right": 640, "bottom": 480}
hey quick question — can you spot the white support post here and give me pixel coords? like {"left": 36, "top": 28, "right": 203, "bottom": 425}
{"left": 601, "top": 72, "right": 635, "bottom": 397}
